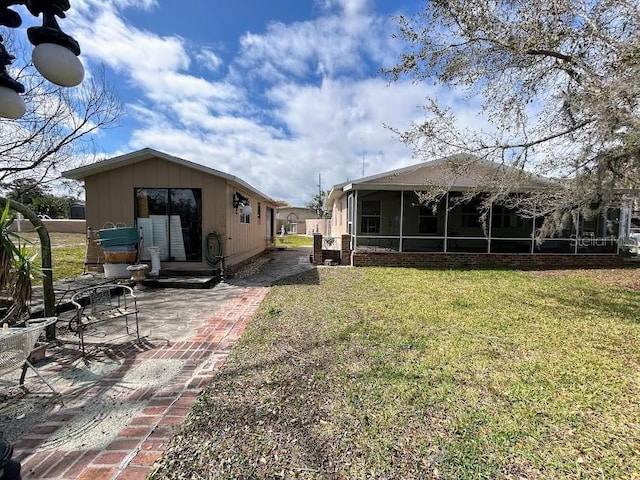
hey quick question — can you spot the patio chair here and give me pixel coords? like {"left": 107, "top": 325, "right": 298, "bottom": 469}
{"left": 0, "top": 317, "right": 58, "bottom": 394}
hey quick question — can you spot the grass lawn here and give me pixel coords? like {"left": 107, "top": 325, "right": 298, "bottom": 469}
{"left": 151, "top": 267, "right": 640, "bottom": 479}
{"left": 18, "top": 232, "right": 86, "bottom": 283}
{"left": 275, "top": 234, "right": 314, "bottom": 249}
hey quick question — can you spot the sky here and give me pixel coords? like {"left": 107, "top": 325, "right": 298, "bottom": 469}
{"left": 20, "top": 0, "right": 461, "bottom": 205}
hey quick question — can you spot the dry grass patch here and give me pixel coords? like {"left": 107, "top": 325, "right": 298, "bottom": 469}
{"left": 529, "top": 266, "right": 640, "bottom": 292}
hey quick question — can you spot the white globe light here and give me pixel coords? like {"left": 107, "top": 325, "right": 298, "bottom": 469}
{"left": 32, "top": 43, "right": 84, "bottom": 87}
{"left": 242, "top": 204, "right": 252, "bottom": 215}
{"left": 0, "top": 86, "right": 26, "bottom": 119}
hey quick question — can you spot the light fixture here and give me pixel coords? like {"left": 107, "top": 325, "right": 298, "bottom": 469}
{"left": 0, "top": 0, "right": 84, "bottom": 119}
{"left": 233, "top": 192, "right": 251, "bottom": 214}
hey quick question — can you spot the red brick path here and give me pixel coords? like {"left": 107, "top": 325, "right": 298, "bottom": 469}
{"left": 12, "top": 286, "right": 269, "bottom": 480}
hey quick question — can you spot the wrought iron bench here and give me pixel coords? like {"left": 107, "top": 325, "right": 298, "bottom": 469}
{"left": 0, "top": 317, "right": 58, "bottom": 393}
{"left": 69, "top": 284, "right": 140, "bottom": 357}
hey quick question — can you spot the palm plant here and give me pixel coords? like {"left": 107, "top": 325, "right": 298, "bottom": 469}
{"left": 0, "top": 203, "right": 39, "bottom": 326}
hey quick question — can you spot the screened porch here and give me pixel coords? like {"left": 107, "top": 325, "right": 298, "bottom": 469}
{"left": 349, "top": 190, "right": 621, "bottom": 255}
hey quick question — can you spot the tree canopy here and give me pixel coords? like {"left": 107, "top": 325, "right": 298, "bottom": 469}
{"left": 307, "top": 190, "right": 330, "bottom": 219}
{"left": 385, "top": 0, "right": 640, "bottom": 232}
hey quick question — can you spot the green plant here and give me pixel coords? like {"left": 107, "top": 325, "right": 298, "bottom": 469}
{"left": 0, "top": 203, "right": 39, "bottom": 325}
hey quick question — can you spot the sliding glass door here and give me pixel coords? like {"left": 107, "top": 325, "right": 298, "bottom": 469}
{"left": 135, "top": 188, "right": 202, "bottom": 261}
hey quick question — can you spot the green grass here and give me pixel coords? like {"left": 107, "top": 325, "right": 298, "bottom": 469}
{"left": 151, "top": 268, "right": 640, "bottom": 479}
{"left": 19, "top": 232, "right": 86, "bottom": 283}
{"left": 275, "top": 234, "right": 314, "bottom": 249}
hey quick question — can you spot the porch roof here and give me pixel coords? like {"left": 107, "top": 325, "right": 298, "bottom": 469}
{"left": 327, "top": 154, "right": 555, "bottom": 206}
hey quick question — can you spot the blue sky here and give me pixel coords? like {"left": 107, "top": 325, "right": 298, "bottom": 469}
{"left": 32, "top": 0, "right": 459, "bottom": 205}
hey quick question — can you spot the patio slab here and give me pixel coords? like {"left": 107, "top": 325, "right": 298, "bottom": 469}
{"left": 0, "top": 248, "right": 315, "bottom": 479}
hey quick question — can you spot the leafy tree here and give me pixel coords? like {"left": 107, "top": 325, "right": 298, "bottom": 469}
{"left": 1, "top": 178, "right": 47, "bottom": 205}
{"left": 2, "top": 178, "right": 75, "bottom": 218}
{"left": 307, "top": 190, "right": 330, "bottom": 219}
{"left": 385, "top": 0, "right": 640, "bottom": 235}
{"left": 29, "top": 195, "right": 70, "bottom": 218}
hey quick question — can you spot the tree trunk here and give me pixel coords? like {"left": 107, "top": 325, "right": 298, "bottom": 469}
{"left": 0, "top": 197, "right": 56, "bottom": 339}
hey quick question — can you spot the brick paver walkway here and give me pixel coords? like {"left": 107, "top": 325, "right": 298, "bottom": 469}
{"left": 11, "top": 286, "right": 269, "bottom": 479}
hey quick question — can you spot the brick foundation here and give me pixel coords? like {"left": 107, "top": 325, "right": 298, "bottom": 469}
{"left": 351, "top": 252, "right": 624, "bottom": 269}
{"left": 312, "top": 233, "right": 623, "bottom": 269}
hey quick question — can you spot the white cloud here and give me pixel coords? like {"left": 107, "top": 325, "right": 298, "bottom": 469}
{"left": 69, "top": 9, "right": 189, "bottom": 74}
{"left": 237, "top": 6, "right": 384, "bottom": 82}
{"left": 196, "top": 48, "right": 224, "bottom": 73}
{"left": 111, "top": 0, "right": 157, "bottom": 10}
{"left": 317, "top": 0, "right": 371, "bottom": 16}
{"left": 61, "top": 0, "right": 481, "bottom": 206}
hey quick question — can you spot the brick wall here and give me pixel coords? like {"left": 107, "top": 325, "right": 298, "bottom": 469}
{"left": 351, "top": 252, "right": 624, "bottom": 269}
{"left": 313, "top": 233, "right": 323, "bottom": 265}
{"left": 341, "top": 234, "right": 351, "bottom": 265}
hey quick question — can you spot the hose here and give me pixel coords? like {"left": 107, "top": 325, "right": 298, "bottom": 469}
{"left": 204, "top": 231, "right": 225, "bottom": 276}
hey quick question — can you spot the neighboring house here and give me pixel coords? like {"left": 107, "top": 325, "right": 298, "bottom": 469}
{"left": 327, "top": 155, "right": 637, "bottom": 268}
{"left": 276, "top": 206, "right": 330, "bottom": 236}
{"left": 63, "top": 148, "right": 277, "bottom": 272}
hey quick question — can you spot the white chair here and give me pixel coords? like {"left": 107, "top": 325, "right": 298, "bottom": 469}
{"left": 0, "top": 317, "right": 58, "bottom": 394}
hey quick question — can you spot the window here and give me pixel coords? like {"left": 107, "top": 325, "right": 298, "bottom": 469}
{"left": 461, "top": 200, "right": 482, "bottom": 228}
{"left": 361, "top": 200, "right": 381, "bottom": 233}
{"left": 418, "top": 204, "right": 438, "bottom": 234}
{"left": 491, "top": 205, "right": 513, "bottom": 229}
{"left": 258, "top": 202, "right": 261, "bottom": 220}
{"left": 240, "top": 206, "right": 250, "bottom": 224}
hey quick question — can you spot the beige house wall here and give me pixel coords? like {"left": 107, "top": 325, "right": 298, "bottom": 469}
{"left": 299, "top": 219, "right": 331, "bottom": 236}
{"left": 224, "top": 185, "right": 274, "bottom": 267}
{"left": 83, "top": 156, "right": 274, "bottom": 270}
{"left": 330, "top": 195, "right": 349, "bottom": 237}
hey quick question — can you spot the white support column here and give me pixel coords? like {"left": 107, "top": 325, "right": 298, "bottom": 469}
{"left": 399, "top": 191, "right": 404, "bottom": 252}
{"left": 574, "top": 211, "right": 580, "bottom": 254}
{"left": 353, "top": 190, "right": 358, "bottom": 250}
{"left": 444, "top": 192, "right": 450, "bottom": 253}
{"left": 531, "top": 212, "right": 536, "bottom": 254}
{"left": 487, "top": 203, "right": 493, "bottom": 253}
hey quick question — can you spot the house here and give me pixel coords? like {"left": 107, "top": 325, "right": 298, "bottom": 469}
{"left": 276, "top": 206, "right": 330, "bottom": 236}
{"left": 327, "top": 155, "right": 636, "bottom": 268}
{"left": 63, "top": 148, "right": 277, "bottom": 273}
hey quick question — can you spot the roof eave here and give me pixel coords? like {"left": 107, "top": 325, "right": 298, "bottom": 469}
{"left": 62, "top": 148, "right": 276, "bottom": 203}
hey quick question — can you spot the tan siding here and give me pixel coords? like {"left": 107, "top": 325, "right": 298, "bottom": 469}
{"left": 83, "top": 155, "right": 276, "bottom": 269}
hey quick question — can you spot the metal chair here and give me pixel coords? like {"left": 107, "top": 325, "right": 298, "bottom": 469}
{"left": 0, "top": 317, "right": 58, "bottom": 394}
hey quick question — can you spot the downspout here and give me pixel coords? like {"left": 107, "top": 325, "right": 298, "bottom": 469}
{"left": 0, "top": 197, "right": 55, "bottom": 340}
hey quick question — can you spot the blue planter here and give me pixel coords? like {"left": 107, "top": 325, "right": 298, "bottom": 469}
{"left": 97, "top": 227, "right": 139, "bottom": 247}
